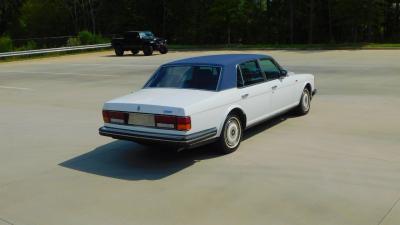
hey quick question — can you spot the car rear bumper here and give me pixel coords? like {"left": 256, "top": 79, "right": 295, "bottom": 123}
{"left": 99, "top": 126, "right": 217, "bottom": 149}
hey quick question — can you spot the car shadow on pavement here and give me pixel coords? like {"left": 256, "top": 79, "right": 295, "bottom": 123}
{"left": 103, "top": 53, "right": 160, "bottom": 57}
{"left": 59, "top": 112, "right": 296, "bottom": 181}
{"left": 59, "top": 141, "right": 222, "bottom": 181}
{"left": 243, "top": 112, "right": 299, "bottom": 141}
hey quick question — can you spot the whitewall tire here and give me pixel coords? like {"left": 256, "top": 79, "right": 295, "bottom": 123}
{"left": 295, "top": 88, "right": 311, "bottom": 115}
{"left": 217, "top": 114, "right": 243, "bottom": 154}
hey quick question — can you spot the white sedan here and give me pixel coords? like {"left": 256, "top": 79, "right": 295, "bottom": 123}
{"left": 100, "top": 54, "right": 316, "bottom": 153}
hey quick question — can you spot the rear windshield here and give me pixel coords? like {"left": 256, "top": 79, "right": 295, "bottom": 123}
{"left": 146, "top": 65, "right": 221, "bottom": 91}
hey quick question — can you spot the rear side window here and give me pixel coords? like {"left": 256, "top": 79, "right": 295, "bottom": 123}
{"left": 259, "top": 59, "right": 281, "bottom": 80}
{"left": 124, "top": 32, "right": 138, "bottom": 39}
{"left": 239, "top": 60, "right": 265, "bottom": 86}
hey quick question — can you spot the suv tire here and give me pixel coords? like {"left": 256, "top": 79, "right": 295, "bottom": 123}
{"left": 114, "top": 47, "right": 124, "bottom": 56}
{"left": 159, "top": 46, "right": 168, "bottom": 54}
{"left": 143, "top": 46, "right": 153, "bottom": 56}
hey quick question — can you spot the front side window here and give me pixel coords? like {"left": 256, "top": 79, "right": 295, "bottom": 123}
{"left": 139, "top": 32, "right": 155, "bottom": 39}
{"left": 239, "top": 60, "right": 265, "bottom": 86}
{"left": 146, "top": 65, "right": 221, "bottom": 91}
{"left": 259, "top": 59, "right": 281, "bottom": 80}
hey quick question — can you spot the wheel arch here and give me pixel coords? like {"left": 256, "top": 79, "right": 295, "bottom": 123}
{"left": 304, "top": 83, "right": 312, "bottom": 93}
{"left": 218, "top": 105, "right": 247, "bottom": 136}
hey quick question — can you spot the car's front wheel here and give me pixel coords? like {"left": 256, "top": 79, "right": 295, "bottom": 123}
{"left": 217, "top": 114, "right": 243, "bottom": 154}
{"left": 295, "top": 88, "right": 311, "bottom": 115}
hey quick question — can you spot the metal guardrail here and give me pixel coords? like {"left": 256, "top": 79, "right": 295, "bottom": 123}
{"left": 0, "top": 43, "right": 111, "bottom": 59}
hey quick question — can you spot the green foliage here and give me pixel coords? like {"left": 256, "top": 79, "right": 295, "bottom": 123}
{"left": 92, "top": 35, "right": 109, "bottom": 44}
{"left": 78, "top": 30, "right": 94, "bottom": 45}
{"left": 169, "top": 43, "right": 400, "bottom": 50}
{"left": 0, "top": 0, "right": 24, "bottom": 36}
{"left": 67, "top": 37, "right": 81, "bottom": 46}
{"left": 0, "top": 36, "right": 13, "bottom": 52}
{"left": 17, "top": 40, "right": 37, "bottom": 51}
{"left": 3, "top": 0, "right": 400, "bottom": 45}
{"left": 15, "top": 0, "right": 71, "bottom": 38}
{"left": 77, "top": 30, "right": 108, "bottom": 45}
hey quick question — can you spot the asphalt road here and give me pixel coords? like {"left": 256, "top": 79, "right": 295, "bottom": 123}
{"left": 0, "top": 50, "right": 399, "bottom": 225}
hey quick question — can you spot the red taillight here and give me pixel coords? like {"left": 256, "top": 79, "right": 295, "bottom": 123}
{"left": 177, "top": 116, "right": 191, "bottom": 131}
{"left": 103, "top": 110, "right": 190, "bottom": 131}
{"left": 155, "top": 115, "right": 176, "bottom": 129}
{"left": 155, "top": 115, "right": 191, "bottom": 131}
{"left": 102, "top": 110, "right": 110, "bottom": 123}
{"left": 102, "top": 110, "right": 127, "bottom": 124}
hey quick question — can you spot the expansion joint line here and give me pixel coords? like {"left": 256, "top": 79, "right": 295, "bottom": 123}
{"left": 0, "top": 217, "right": 14, "bottom": 225}
{"left": 377, "top": 195, "right": 400, "bottom": 225}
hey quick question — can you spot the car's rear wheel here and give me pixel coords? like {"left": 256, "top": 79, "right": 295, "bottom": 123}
{"left": 131, "top": 49, "right": 139, "bottom": 55}
{"left": 114, "top": 47, "right": 124, "bottom": 56}
{"left": 159, "top": 46, "right": 168, "bottom": 54}
{"left": 143, "top": 46, "right": 153, "bottom": 56}
{"left": 217, "top": 114, "right": 242, "bottom": 154}
{"left": 295, "top": 88, "right": 311, "bottom": 115}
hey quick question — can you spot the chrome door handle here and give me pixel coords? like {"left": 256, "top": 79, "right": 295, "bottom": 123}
{"left": 241, "top": 94, "right": 249, "bottom": 99}
{"left": 272, "top": 85, "right": 278, "bottom": 90}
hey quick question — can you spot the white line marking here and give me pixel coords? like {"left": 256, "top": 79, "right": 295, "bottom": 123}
{"left": 0, "top": 70, "right": 117, "bottom": 77}
{"left": 0, "top": 85, "right": 33, "bottom": 91}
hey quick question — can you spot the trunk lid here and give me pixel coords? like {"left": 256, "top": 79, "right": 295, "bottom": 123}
{"left": 103, "top": 88, "right": 217, "bottom": 116}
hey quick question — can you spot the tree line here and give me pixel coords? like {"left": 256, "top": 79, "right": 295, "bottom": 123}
{"left": 1, "top": 0, "right": 400, "bottom": 45}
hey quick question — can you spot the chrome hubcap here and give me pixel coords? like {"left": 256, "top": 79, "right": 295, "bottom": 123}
{"left": 302, "top": 91, "right": 310, "bottom": 111}
{"left": 224, "top": 118, "right": 241, "bottom": 148}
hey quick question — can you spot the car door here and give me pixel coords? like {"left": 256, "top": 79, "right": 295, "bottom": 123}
{"left": 132, "top": 32, "right": 141, "bottom": 49}
{"left": 124, "top": 32, "right": 138, "bottom": 48}
{"left": 237, "top": 60, "right": 276, "bottom": 126}
{"left": 259, "top": 58, "right": 297, "bottom": 113}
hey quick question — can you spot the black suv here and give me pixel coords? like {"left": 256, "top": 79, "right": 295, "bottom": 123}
{"left": 111, "top": 31, "right": 168, "bottom": 56}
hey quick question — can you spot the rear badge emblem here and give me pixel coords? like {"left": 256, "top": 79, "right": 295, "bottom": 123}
{"left": 163, "top": 110, "right": 173, "bottom": 114}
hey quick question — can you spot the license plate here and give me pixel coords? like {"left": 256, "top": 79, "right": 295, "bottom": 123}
{"left": 128, "top": 113, "right": 155, "bottom": 127}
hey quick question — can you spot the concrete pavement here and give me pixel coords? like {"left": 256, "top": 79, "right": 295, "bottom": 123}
{"left": 0, "top": 50, "right": 399, "bottom": 225}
